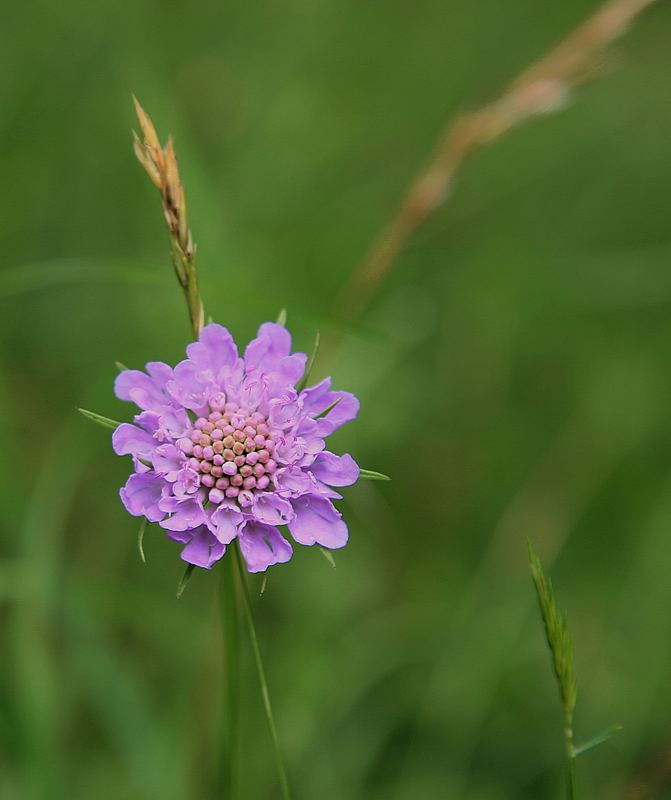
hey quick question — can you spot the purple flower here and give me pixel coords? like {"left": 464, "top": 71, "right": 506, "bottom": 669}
{"left": 113, "top": 322, "right": 360, "bottom": 572}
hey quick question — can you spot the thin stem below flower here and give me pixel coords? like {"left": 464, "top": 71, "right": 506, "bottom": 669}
{"left": 233, "top": 544, "right": 292, "bottom": 800}
{"left": 565, "top": 715, "right": 576, "bottom": 800}
{"left": 219, "top": 553, "right": 240, "bottom": 799}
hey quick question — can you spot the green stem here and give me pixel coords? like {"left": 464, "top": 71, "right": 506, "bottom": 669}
{"left": 219, "top": 553, "right": 240, "bottom": 799}
{"left": 565, "top": 714, "right": 576, "bottom": 800}
{"left": 233, "top": 544, "right": 292, "bottom": 800}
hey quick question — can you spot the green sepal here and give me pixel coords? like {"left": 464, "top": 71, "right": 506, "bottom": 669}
{"left": 276, "top": 308, "right": 287, "bottom": 326}
{"left": 318, "top": 546, "right": 336, "bottom": 568}
{"left": 115, "top": 361, "right": 129, "bottom": 372}
{"left": 296, "top": 330, "right": 320, "bottom": 393}
{"left": 138, "top": 519, "right": 148, "bottom": 564}
{"left": 315, "top": 397, "right": 340, "bottom": 419}
{"left": 176, "top": 563, "right": 197, "bottom": 599}
{"left": 78, "top": 407, "right": 122, "bottom": 431}
{"left": 359, "top": 468, "right": 391, "bottom": 481}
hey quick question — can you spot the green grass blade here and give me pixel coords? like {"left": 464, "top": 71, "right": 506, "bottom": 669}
{"left": 574, "top": 723, "right": 623, "bottom": 757}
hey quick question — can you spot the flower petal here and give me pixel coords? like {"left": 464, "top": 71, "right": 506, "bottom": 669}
{"left": 159, "top": 497, "right": 205, "bottom": 531}
{"left": 115, "top": 366, "right": 172, "bottom": 411}
{"left": 244, "top": 322, "right": 293, "bottom": 373}
{"left": 288, "top": 494, "right": 348, "bottom": 549}
{"left": 186, "top": 323, "right": 238, "bottom": 372}
{"left": 274, "top": 466, "right": 315, "bottom": 496}
{"left": 208, "top": 504, "right": 243, "bottom": 544}
{"left": 180, "top": 526, "right": 226, "bottom": 569}
{"left": 300, "top": 379, "right": 359, "bottom": 434}
{"left": 119, "top": 472, "right": 165, "bottom": 522}
{"left": 310, "top": 452, "right": 359, "bottom": 487}
{"left": 166, "top": 360, "right": 213, "bottom": 412}
{"left": 112, "top": 423, "right": 157, "bottom": 460}
{"left": 152, "top": 444, "right": 185, "bottom": 480}
{"left": 252, "top": 493, "right": 295, "bottom": 526}
{"left": 238, "top": 521, "right": 293, "bottom": 573}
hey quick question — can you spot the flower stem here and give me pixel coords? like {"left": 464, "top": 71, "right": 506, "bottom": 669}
{"left": 233, "top": 543, "right": 292, "bottom": 800}
{"left": 219, "top": 552, "right": 240, "bottom": 799}
{"left": 565, "top": 714, "right": 576, "bottom": 800}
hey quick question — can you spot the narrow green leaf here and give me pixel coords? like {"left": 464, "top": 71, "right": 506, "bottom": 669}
{"left": 574, "top": 724, "right": 623, "bottom": 757}
{"left": 176, "top": 563, "right": 197, "bottom": 599}
{"left": 318, "top": 546, "right": 336, "bottom": 568}
{"left": 78, "top": 407, "right": 122, "bottom": 431}
{"left": 137, "top": 519, "right": 148, "bottom": 564}
{"left": 276, "top": 308, "right": 287, "bottom": 326}
{"left": 115, "top": 361, "right": 129, "bottom": 372}
{"left": 359, "top": 468, "right": 391, "bottom": 481}
{"left": 296, "top": 330, "right": 320, "bottom": 392}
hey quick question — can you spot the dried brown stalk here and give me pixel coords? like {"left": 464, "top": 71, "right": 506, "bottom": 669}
{"left": 132, "top": 96, "right": 204, "bottom": 338}
{"left": 336, "top": 0, "right": 656, "bottom": 324}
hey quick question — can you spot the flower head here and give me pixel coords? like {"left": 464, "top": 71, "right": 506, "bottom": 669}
{"left": 113, "top": 322, "right": 359, "bottom": 572}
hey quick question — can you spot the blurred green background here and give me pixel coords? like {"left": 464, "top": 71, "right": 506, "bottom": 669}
{"left": 3, "top": 1, "right": 671, "bottom": 798}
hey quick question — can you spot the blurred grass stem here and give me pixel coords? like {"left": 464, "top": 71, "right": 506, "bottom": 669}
{"left": 233, "top": 543, "right": 292, "bottom": 800}
{"left": 335, "top": 0, "right": 655, "bottom": 326}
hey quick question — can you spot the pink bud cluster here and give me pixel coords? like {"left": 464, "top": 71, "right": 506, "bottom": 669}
{"left": 175, "top": 394, "right": 278, "bottom": 508}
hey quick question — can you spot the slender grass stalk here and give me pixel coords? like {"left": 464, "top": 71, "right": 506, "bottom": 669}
{"left": 233, "top": 543, "right": 292, "bottom": 800}
{"left": 334, "top": 0, "right": 655, "bottom": 328}
{"left": 528, "top": 542, "right": 577, "bottom": 800}
{"left": 219, "top": 551, "right": 240, "bottom": 799}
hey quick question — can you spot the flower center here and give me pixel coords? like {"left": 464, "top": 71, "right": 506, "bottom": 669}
{"left": 175, "top": 396, "right": 277, "bottom": 507}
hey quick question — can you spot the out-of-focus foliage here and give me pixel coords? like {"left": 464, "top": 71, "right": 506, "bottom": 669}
{"left": 2, "top": 1, "right": 671, "bottom": 798}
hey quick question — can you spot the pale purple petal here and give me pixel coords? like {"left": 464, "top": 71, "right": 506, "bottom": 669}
{"left": 119, "top": 472, "right": 165, "bottom": 522}
{"left": 186, "top": 323, "right": 238, "bottom": 372}
{"left": 268, "top": 392, "right": 302, "bottom": 430}
{"left": 273, "top": 354, "right": 307, "bottom": 386}
{"left": 244, "top": 322, "right": 293, "bottom": 373}
{"left": 166, "top": 360, "right": 213, "bottom": 412}
{"left": 152, "top": 444, "right": 185, "bottom": 480}
{"left": 310, "top": 452, "right": 359, "bottom": 487}
{"left": 115, "top": 369, "right": 170, "bottom": 411}
{"left": 299, "top": 377, "right": 332, "bottom": 414}
{"left": 274, "top": 466, "right": 316, "bottom": 496}
{"left": 159, "top": 497, "right": 205, "bottom": 532}
{"left": 208, "top": 505, "right": 243, "bottom": 544}
{"left": 238, "top": 521, "right": 293, "bottom": 573}
{"left": 112, "top": 423, "right": 157, "bottom": 460}
{"left": 300, "top": 378, "right": 359, "bottom": 433}
{"left": 180, "top": 526, "right": 226, "bottom": 569}
{"left": 289, "top": 494, "right": 348, "bottom": 549}
{"left": 252, "top": 493, "right": 295, "bottom": 526}
{"left": 146, "top": 361, "right": 175, "bottom": 387}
